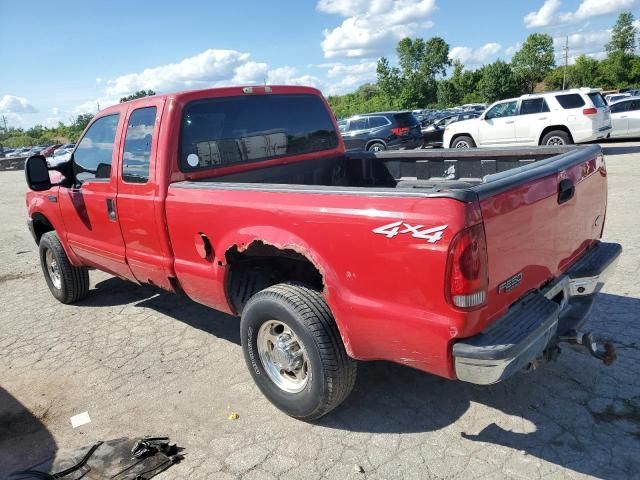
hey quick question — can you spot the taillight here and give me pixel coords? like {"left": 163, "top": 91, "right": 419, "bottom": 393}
{"left": 583, "top": 107, "right": 598, "bottom": 116}
{"left": 446, "top": 224, "right": 488, "bottom": 310}
{"left": 391, "top": 127, "right": 410, "bottom": 136}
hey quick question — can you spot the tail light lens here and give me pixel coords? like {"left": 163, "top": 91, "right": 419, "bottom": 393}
{"left": 446, "top": 224, "right": 489, "bottom": 310}
{"left": 583, "top": 107, "right": 598, "bottom": 116}
{"left": 391, "top": 127, "right": 410, "bottom": 136}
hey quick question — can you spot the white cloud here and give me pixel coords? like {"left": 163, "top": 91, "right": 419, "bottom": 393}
{"left": 266, "top": 66, "right": 324, "bottom": 89}
{"left": 525, "top": 0, "right": 638, "bottom": 28}
{"left": 449, "top": 43, "right": 502, "bottom": 65}
{"left": 318, "top": 0, "right": 437, "bottom": 58}
{"left": 233, "top": 61, "right": 269, "bottom": 83}
{"left": 505, "top": 42, "right": 523, "bottom": 57}
{"left": 0, "top": 95, "right": 37, "bottom": 114}
{"left": 553, "top": 30, "right": 612, "bottom": 63}
{"left": 323, "top": 60, "right": 378, "bottom": 94}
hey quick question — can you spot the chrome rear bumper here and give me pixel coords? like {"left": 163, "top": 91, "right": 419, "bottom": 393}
{"left": 452, "top": 241, "right": 622, "bottom": 385}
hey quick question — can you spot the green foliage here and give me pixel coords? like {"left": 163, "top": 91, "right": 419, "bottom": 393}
{"left": 0, "top": 113, "right": 96, "bottom": 148}
{"left": 606, "top": 12, "right": 636, "bottom": 56}
{"left": 120, "top": 90, "right": 156, "bottom": 103}
{"left": 511, "top": 33, "right": 555, "bottom": 93}
{"left": 478, "top": 60, "right": 520, "bottom": 103}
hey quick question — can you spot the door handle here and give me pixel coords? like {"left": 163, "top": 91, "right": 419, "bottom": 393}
{"left": 558, "top": 179, "right": 575, "bottom": 204}
{"left": 538, "top": 117, "right": 548, "bottom": 120}
{"left": 106, "top": 198, "right": 117, "bottom": 221}
{"left": 505, "top": 120, "right": 515, "bottom": 124}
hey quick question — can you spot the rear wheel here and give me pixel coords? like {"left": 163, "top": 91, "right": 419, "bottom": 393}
{"left": 367, "top": 142, "right": 386, "bottom": 152}
{"left": 451, "top": 135, "right": 476, "bottom": 149}
{"left": 541, "top": 130, "right": 573, "bottom": 146}
{"left": 39, "top": 231, "right": 89, "bottom": 304}
{"left": 241, "top": 283, "right": 357, "bottom": 421}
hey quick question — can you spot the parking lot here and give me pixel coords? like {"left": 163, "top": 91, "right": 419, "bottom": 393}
{"left": 1, "top": 141, "right": 639, "bottom": 480}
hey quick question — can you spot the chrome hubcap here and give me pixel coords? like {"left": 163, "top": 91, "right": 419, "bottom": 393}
{"left": 257, "top": 320, "right": 308, "bottom": 393}
{"left": 455, "top": 141, "right": 470, "bottom": 149}
{"left": 547, "top": 136, "right": 565, "bottom": 146}
{"left": 45, "top": 249, "right": 62, "bottom": 289}
{"left": 370, "top": 144, "right": 383, "bottom": 152}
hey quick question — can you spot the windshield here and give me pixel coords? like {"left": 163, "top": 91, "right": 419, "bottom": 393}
{"left": 180, "top": 94, "right": 338, "bottom": 170}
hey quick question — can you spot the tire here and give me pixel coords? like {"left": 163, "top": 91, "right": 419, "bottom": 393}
{"left": 241, "top": 283, "right": 357, "bottom": 420}
{"left": 367, "top": 142, "right": 386, "bottom": 152}
{"left": 541, "top": 130, "right": 573, "bottom": 146}
{"left": 451, "top": 135, "right": 476, "bottom": 149}
{"left": 39, "top": 231, "right": 89, "bottom": 304}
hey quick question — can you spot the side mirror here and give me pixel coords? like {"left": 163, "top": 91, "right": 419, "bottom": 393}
{"left": 25, "top": 155, "right": 52, "bottom": 191}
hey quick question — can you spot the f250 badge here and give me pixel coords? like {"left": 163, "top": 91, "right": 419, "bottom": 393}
{"left": 498, "top": 272, "right": 523, "bottom": 294}
{"left": 372, "top": 221, "right": 447, "bottom": 243}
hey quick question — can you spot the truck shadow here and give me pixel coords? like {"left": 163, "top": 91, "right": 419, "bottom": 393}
{"left": 79, "top": 277, "right": 241, "bottom": 345}
{"left": 323, "top": 292, "right": 640, "bottom": 478}
{"left": 0, "top": 387, "right": 57, "bottom": 477}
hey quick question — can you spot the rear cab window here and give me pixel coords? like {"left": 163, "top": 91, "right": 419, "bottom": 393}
{"left": 519, "top": 98, "right": 550, "bottom": 115}
{"left": 555, "top": 94, "right": 585, "bottom": 109}
{"left": 587, "top": 93, "right": 606, "bottom": 108}
{"left": 123, "top": 107, "right": 156, "bottom": 183}
{"left": 180, "top": 94, "right": 339, "bottom": 170}
{"left": 393, "top": 113, "right": 419, "bottom": 127}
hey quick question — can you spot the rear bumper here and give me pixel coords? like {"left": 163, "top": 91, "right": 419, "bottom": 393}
{"left": 452, "top": 241, "right": 622, "bottom": 385}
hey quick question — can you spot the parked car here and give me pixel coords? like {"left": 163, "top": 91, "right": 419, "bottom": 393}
{"left": 40, "top": 144, "right": 63, "bottom": 158}
{"left": 605, "top": 93, "right": 631, "bottom": 104}
{"left": 340, "top": 111, "right": 422, "bottom": 152}
{"left": 25, "top": 85, "right": 620, "bottom": 420}
{"left": 422, "top": 113, "right": 480, "bottom": 147}
{"left": 9, "top": 147, "right": 32, "bottom": 157}
{"left": 53, "top": 143, "right": 76, "bottom": 155}
{"left": 609, "top": 96, "right": 640, "bottom": 139}
{"left": 444, "top": 88, "right": 611, "bottom": 148}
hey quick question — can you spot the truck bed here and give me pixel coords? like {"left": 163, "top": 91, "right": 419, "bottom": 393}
{"left": 182, "top": 145, "right": 600, "bottom": 201}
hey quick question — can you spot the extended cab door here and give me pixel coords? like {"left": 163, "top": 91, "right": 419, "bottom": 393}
{"left": 515, "top": 97, "right": 551, "bottom": 144}
{"left": 58, "top": 113, "right": 134, "bottom": 280}
{"left": 477, "top": 100, "right": 518, "bottom": 146}
{"left": 115, "top": 98, "right": 174, "bottom": 290}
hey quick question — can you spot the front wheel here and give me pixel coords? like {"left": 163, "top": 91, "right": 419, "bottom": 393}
{"left": 451, "top": 135, "right": 476, "bottom": 149}
{"left": 541, "top": 130, "right": 573, "bottom": 146}
{"left": 241, "top": 283, "right": 357, "bottom": 421}
{"left": 39, "top": 231, "right": 89, "bottom": 304}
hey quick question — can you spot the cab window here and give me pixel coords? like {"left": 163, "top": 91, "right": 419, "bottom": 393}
{"left": 122, "top": 107, "right": 157, "bottom": 183}
{"left": 519, "top": 98, "right": 550, "bottom": 115}
{"left": 610, "top": 101, "right": 631, "bottom": 113}
{"left": 72, "top": 114, "right": 119, "bottom": 183}
{"left": 485, "top": 101, "right": 518, "bottom": 119}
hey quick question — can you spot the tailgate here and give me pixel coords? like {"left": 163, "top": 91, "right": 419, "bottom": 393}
{"left": 475, "top": 146, "right": 607, "bottom": 327}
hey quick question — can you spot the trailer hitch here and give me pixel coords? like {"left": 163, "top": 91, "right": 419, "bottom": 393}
{"left": 558, "top": 330, "right": 617, "bottom": 366}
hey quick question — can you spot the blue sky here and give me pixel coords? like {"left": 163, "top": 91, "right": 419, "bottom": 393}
{"left": 1, "top": 0, "right": 638, "bottom": 128}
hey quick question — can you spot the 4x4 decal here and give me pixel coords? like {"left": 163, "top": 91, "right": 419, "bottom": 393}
{"left": 372, "top": 221, "right": 447, "bottom": 243}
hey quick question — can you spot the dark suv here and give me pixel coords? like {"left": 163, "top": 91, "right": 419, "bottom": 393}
{"left": 340, "top": 111, "right": 422, "bottom": 152}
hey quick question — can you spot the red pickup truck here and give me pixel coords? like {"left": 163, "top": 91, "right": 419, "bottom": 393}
{"left": 25, "top": 86, "right": 621, "bottom": 420}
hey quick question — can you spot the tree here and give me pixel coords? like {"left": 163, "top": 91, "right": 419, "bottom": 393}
{"left": 119, "top": 90, "right": 156, "bottom": 103}
{"left": 511, "top": 33, "right": 555, "bottom": 93}
{"left": 377, "top": 36, "right": 451, "bottom": 109}
{"left": 606, "top": 12, "right": 637, "bottom": 56}
{"left": 478, "top": 60, "right": 520, "bottom": 103}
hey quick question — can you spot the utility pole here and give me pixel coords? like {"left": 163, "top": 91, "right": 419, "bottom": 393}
{"left": 562, "top": 36, "right": 569, "bottom": 90}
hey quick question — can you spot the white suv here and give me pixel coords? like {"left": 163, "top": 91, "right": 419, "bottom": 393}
{"left": 443, "top": 88, "right": 611, "bottom": 149}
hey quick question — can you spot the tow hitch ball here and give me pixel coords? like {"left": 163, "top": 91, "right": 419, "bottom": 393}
{"left": 558, "top": 330, "right": 617, "bottom": 366}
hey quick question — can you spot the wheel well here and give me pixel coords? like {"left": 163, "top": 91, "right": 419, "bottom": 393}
{"left": 31, "top": 213, "right": 54, "bottom": 244}
{"left": 449, "top": 133, "right": 473, "bottom": 148}
{"left": 539, "top": 125, "right": 573, "bottom": 145}
{"left": 225, "top": 241, "right": 324, "bottom": 314}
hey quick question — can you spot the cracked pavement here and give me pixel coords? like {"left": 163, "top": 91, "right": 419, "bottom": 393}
{"left": 1, "top": 141, "right": 639, "bottom": 479}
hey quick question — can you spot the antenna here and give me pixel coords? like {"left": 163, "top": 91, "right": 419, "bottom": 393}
{"left": 562, "top": 36, "right": 569, "bottom": 90}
